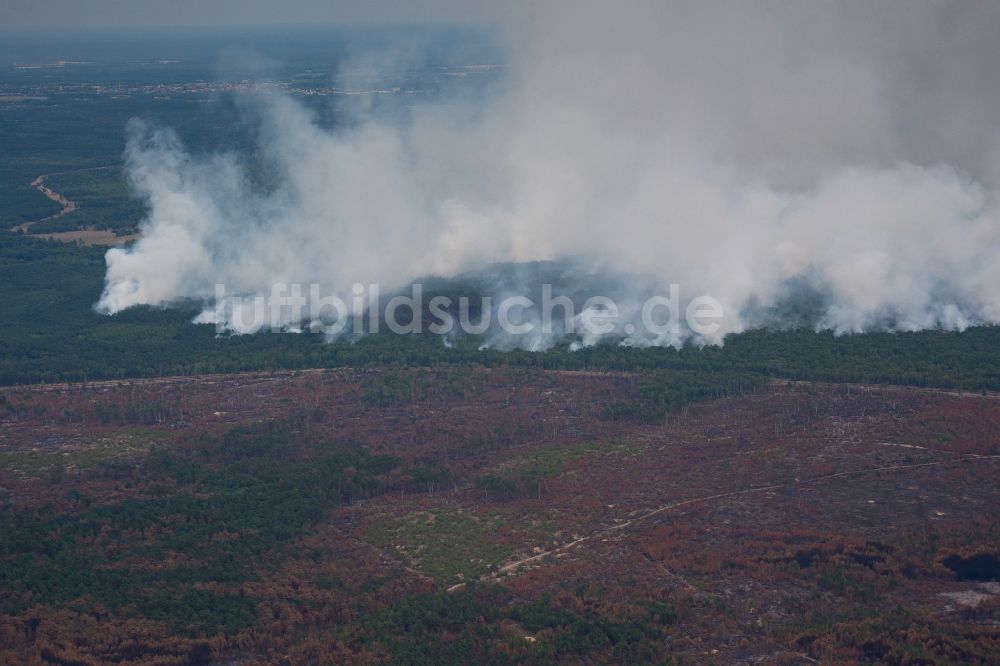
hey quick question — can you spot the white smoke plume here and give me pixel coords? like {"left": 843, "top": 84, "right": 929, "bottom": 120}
{"left": 98, "top": 1, "right": 1000, "bottom": 347}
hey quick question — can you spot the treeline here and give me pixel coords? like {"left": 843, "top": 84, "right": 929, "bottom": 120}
{"left": 3, "top": 232, "right": 1000, "bottom": 390}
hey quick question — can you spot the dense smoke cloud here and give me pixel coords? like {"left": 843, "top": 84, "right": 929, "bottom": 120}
{"left": 98, "top": 1, "right": 1000, "bottom": 347}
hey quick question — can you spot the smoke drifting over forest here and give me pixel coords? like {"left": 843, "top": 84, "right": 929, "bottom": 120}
{"left": 97, "top": 1, "right": 1000, "bottom": 348}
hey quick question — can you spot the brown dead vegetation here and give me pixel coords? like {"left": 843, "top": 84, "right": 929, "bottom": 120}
{"left": 1, "top": 369, "right": 998, "bottom": 664}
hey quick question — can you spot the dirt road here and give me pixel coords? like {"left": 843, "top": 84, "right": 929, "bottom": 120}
{"left": 11, "top": 166, "right": 137, "bottom": 246}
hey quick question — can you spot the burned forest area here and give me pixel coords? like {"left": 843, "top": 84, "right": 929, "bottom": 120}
{"left": 1, "top": 367, "right": 998, "bottom": 664}
{"left": 8, "top": 5, "right": 1000, "bottom": 665}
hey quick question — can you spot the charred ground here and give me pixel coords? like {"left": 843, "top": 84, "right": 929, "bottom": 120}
{"left": 1, "top": 368, "right": 998, "bottom": 664}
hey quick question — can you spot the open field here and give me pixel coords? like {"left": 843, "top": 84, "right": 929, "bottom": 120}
{"left": 1, "top": 368, "right": 998, "bottom": 664}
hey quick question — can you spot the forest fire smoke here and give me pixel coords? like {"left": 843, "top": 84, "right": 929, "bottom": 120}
{"left": 97, "top": 1, "right": 1000, "bottom": 348}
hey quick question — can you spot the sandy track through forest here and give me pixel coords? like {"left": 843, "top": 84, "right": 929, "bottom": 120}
{"left": 11, "top": 166, "right": 136, "bottom": 245}
{"left": 14, "top": 174, "right": 78, "bottom": 231}
{"left": 449, "top": 451, "right": 1000, "bottom": 592}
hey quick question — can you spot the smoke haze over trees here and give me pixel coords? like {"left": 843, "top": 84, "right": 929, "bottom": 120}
{"left": 95, "top": 2, "right": 1000, "bottom": 347}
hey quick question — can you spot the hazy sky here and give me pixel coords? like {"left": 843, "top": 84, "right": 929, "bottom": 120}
{"left": 0, "top": 0, "right": 502, "bottom": 29}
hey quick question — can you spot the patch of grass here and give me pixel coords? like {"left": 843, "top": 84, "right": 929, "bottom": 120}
{"left": 0, "top": 427, "right": 169, "bottom": 476}
{"left": 365, "top": 509, "right": 511, "bottom": 583}
{"left": 506, "top": 439, "right": 645, "bottom": 474}
{"left": 477, "top": 439, "right": 646, "bottom": 498}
